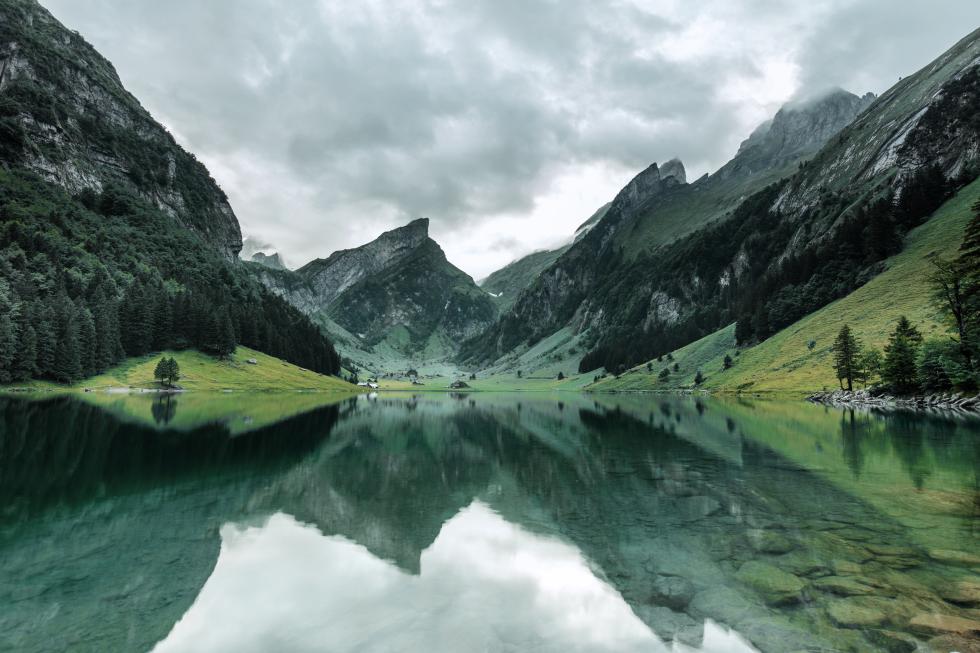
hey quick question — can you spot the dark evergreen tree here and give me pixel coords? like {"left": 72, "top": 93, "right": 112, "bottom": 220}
{"left": 77, "top": 306, "right": 97, "bottom": 378}
{"left": 52, "top": 295, "right": 82, "bottom": 382}
{"left": 832, "top": 325, "right": 861, "bottom": 391}
{"left": 882, "top": 317, "right": 922, "bottom": 394}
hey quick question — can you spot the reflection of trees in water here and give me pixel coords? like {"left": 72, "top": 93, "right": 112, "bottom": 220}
{"left": 833, "top": 408, "right": 980, "bottom": 491}
{"left": 152, "top": 395, "right": 178, "bottom": 425}
{"left": 839, "top": 409, "right": 869, "bottom": 479}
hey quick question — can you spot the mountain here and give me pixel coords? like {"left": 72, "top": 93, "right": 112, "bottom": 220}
{"left": 481, "top": 247, "right": 569, "bottom": 312}
{"left": 250, "top": 251, "right": 285, "bottom": 270}
{"left": 0, "top": 0, "right": 241, "bottom": 259}
{"left": 480, "top": 203, "right": 613, "bottom": 314}
{"left": 0, "top": 0, "right": 341, "bottom": 384}
{"left": 254, "top": 218, "right": 498, "bottom": 365}
{"left": 463, "top": 29, "right": 980, "bottom": 374}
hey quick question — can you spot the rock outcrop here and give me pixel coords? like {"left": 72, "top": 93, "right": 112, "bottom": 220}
{"left": 250, "top": 252, "right": 285, "bottom": 270}
{"left": 0, "top": 0, "right": 242, "bottom": 258}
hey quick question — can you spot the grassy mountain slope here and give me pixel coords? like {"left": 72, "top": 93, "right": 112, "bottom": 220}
{"left": 481, "top": 246, "right": 569, "bottom": 312}
{"left": 14, "top": 346, "right": 357, "bottom": 392}
{"left": 590, "top": 177, "right": 980, "bottom": 393}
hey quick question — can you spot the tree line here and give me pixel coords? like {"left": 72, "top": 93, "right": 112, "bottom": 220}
{"left": 0, "top": 170, "right": 340, "bottom": 384}
{"left": 832, "top": 197, "right": 980, "bottom": 394}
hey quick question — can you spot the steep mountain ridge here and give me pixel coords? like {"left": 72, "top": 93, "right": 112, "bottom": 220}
{"left": 464, "top": 31, "right": 980, "bottom": 374}
{"left": 254, "top": 219, "right": 497, "bottom": 364}
{"left": 462, "top": 89, "right": 876, "bottom": 367}
{"left": 0, "top": 0, "right": 242, "bottom": 258}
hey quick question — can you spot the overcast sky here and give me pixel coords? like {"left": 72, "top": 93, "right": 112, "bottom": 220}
{"left": 44, "top": 1, "right": 980, "bottom": 279}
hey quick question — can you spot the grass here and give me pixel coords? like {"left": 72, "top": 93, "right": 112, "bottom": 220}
{"left": 9, "top": 346, "right": 361, "bottom": 393}
{"left": 591, "top": 177, "right": 980, "bottom": 394}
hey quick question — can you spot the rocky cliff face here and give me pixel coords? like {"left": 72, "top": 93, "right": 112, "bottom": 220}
{"left": 256, "top": 219, "right": 497, "bottom": 359}
{"left": 717, "top": 88, "right": 875, "bottom": 180}
{"left": 297, "top": 219, "right": 431, "bottom": 308}
{"left": 0, "top": 0, "right": 242, "bottom": 258}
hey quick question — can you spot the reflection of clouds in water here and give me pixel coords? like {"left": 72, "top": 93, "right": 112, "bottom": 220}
{"left": 153, "top": 502, "right": 756, "bottom": 653}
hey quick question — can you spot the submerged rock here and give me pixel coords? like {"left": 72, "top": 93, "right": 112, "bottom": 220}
{"left": 908, "top": 612, "right": 980, "bottom": 636}
{"left": 826, "top": 598, "right": 889, "bottom": 628}
{"left": 633, "top": 605, "right": 702, "bottom": 646}
{"left": 746, "top": 528, "right": 796, "bottom": 554}
{"left": 688, "top": 586, "right": 762, "bottom": 625}
{"left": 939, "top": 580, "right": 980, "bottom": 606}
{"left": 774, "top": 551, "right": 831, "bottom": 578}
{"left": 812, "top": 575, "right": 877, "bottom": 596}
{"left": 928, "top": 548, "right": 980, "bottom": 567}
{"left": 648, "top": 574, "right": 695, "bottom": 610}
{"left": 734, "top": 561, "right": 804, "bottom": 605}
{"left": 866, "top": 629, "right": 918, "bottom": 653}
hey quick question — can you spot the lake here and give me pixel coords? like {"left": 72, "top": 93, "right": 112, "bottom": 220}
{"left": 1, "top": 392, "right": 978, "bottom": 652}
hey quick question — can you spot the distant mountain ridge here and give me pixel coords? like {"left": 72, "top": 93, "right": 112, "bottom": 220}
{"left": 253, "top": 218, "right": 497, "bottom": 363}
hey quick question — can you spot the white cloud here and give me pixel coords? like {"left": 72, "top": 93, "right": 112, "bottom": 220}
{"left": 152, "top": 504, "right": 758, "bottom": 653}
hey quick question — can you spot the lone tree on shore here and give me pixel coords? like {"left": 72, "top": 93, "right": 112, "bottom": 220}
{"left": 833, "top": 325, "right": 861, "bottom": 391}
{"left": 154, "top": 356, "right": 180, "bottom": 387}
{"left": 694, "top": 370, "right": 705, "bottom": 385}
{"left": 882, "top": 316, "right": 922, "bottom": 394}
{"left": 723, "top": 354, "right": 733, "bottom": 370}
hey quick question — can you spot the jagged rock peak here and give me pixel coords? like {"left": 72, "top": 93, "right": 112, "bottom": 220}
{"left": 660, "top": 158, "right": 687, "bottom": 184}
{"left": 251, "top": 252, "right": 285, "bottom": 270}
{"left": 721, "top": 87, "right": 874, "bottom": 180}
{"left": 618, "top": 163, "right": 661, "bottom": 206}
{"left": 386, "top": 217, "right": 429, "bottom": 241}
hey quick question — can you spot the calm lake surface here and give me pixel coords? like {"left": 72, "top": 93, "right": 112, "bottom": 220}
{"left": 1, "top": 392, "right": 978, "bottom": 652}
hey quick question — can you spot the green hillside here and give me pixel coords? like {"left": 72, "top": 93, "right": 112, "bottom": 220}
{"left": 11, "top": 346, "right": 360, "bottom": 393}
{"left": 481, "top": 246, "right": 569, "bottom": 312}
{"left": 591, "top": 176, "right": 980, "bottom": 394}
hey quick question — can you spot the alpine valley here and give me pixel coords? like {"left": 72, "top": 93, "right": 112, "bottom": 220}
{"left": 4, "top": 4, "right": 980, "bottom": 653}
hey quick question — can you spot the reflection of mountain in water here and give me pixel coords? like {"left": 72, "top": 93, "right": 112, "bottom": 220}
{"left": 1, "top": 394, "right": 978, "bottom": 653}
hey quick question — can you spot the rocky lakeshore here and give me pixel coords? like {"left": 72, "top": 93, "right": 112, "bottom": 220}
{"left": 807, "top": 389, "right": 980, "bottom": 413}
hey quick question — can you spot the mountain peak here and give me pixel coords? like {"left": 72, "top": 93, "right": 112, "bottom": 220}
{"left": 660, "top": 158, "right": 687, "bottom": 184}
{"left": 391, "top": 217, "right": 429, "bottom": 239}
{"left": 720, "top": 88, "right": 874, "bottom": 181}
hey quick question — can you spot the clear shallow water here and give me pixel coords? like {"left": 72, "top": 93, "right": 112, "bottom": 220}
{"left": 1, "top": 393, "right": 978, "bottom": 653}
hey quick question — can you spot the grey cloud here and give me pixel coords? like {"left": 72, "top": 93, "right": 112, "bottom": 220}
{"left": 41, "top": 0, "right": 980, "bottom": 277}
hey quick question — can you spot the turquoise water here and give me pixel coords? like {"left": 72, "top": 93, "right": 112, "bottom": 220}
{"left": 1, "top": 393, "right": 978, "bottom": 652}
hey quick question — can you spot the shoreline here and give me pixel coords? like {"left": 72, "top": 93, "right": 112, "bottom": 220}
{"left": 806, "top": 389, "right": 980, "bottom": 414}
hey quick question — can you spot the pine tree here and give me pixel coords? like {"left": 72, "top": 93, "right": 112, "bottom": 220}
{"left": 0, "top": 280, "right": 19, "bottom": 383}
{"left": 882, "top": 317, "right": 922, "bottom": 394}
{"left": 832, "top": 325, "right": 861, "bottom": 391}
{"left": 52, "top": 295, "right": 82, "bottom": 383}
{"left": 34, "top": 301, "right": 57, "bottom": 377}
{"left": 154, "top": 356, "right": 180, "bottom": 387}
{"left": 855, "top": 348, "right": 883, "bottom": 387}
{"left": 723, "top": 355, "right": 733, "bottom": 370}
{"left": 154, "top": 356, "right": 169, "bottom": 386}
{"left": 218, "top": 311, "right": 236, "bottom": 357}
{"left": 77, "top": 306, "right": 97, "bottom": 377}
{"left": 167, "top": 357, "right": 180, "bottom": 385}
